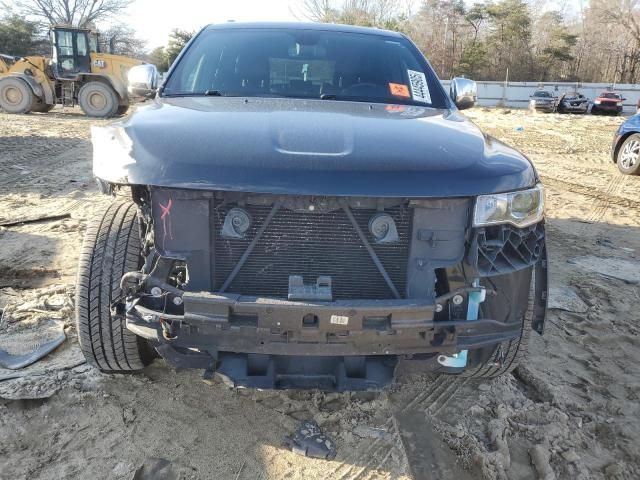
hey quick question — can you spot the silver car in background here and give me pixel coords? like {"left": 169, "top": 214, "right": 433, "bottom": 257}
{"left": 529, "top": 90, "right": 557, "bottom": 112}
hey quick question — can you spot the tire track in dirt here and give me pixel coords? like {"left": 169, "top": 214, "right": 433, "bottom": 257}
{"left": 335, "top": 436, "right": 404, "bottom": 480}
{"left": 322, "top": 379, "right": 448, "bottom": 480}
{"left": 0, "top": 142, "right": 90, "bottom": 188}
{"left": 327, "top": 376, "right": 468, "bottom": 480}
{"left": 586, "top": 173, "right": 627, "bottom": 222}
{"left": 540, "top": 175, "right": 640, "bottom": 212}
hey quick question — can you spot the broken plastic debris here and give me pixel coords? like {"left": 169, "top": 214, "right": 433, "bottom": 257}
{"left": 284, "top": 420, "right": 337, "bottom": 460}
{"left": 132, "top": 457, "right": 177, "bottom": 480}
{"left": 547, "top": 286, "right": 588, "bottom": 313}
{"left": 0, "top": 320, "right": 65, "bottom": 369}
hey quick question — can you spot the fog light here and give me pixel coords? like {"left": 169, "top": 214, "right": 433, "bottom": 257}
{"left": 221, "top": 207, "right": 251, "bottom": 239}
{"left": 368, "top": 213, "right": 399, "bottom": 243}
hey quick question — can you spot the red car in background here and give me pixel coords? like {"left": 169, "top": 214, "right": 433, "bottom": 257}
{"left": 592, "top": 92, "right": 625, "bottom": 115}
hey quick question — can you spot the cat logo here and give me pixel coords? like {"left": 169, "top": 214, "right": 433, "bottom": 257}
{"left": 93, "top": 59, "right": 106, "bottom": 68}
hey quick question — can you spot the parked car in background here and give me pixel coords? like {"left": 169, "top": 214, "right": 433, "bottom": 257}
{"left": 529, "top": 90, "right": 556, "bottom": 112}
{"left": 557, "top": 92, "right": 589, "bottom": 114}
{"left": 612, "top": 115, "right": 640, "bottom": 175}
{"left": 592, "top": 92, "right": 625, "bottom": 115}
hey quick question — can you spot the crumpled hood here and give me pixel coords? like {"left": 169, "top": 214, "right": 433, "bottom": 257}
{"left": 93, "top": 97, "right": 537, "bottom": 197}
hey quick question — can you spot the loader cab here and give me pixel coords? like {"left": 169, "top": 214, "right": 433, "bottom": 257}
{"left": 51, "top": 27, "right": 92, "bottom": 78}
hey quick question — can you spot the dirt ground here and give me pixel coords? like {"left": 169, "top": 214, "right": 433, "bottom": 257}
{"left": 0, "top": 106, "right": 639, "bottom": 480}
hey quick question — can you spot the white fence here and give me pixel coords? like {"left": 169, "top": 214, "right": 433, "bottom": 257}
{"left": 441, "top": 80, "right": 640, "bottom": 114}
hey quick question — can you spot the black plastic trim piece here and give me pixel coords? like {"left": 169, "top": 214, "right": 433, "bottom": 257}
{"left": 468, "top": 222, "right": 545, "bottom": 277}
{"left": 532, "top": 243, "right": 548, "bottom": 334}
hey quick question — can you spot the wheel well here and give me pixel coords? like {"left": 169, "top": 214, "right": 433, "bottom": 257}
{"left": 1, "top": 74, "right": 42, "bottom": 99}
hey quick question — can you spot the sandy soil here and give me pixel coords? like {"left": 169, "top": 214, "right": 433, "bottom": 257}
{"left": 0, "top": 106, "right": 639, "bottom": 479}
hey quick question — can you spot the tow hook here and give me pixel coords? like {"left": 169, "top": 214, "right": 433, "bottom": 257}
{"left": 437, "top": 280, "right": 486, "bottom": 368}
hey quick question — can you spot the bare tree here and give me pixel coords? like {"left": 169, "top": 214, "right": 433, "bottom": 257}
{"left": 100, "top": 24, "right": 146, "bottom": 58}
{"left": 300, "top": 0, "right": 337, "bottom": 22}
{"left": 297, "top": 0, "right": 407, "bottom": 27}
{"left": 291, "top": 0, "right": 640, "bottom": 82}
{"left": 7, "top": 0, "right": 132, "bottom": 28}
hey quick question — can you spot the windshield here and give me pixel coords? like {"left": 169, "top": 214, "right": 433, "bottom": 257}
{"left": 601, "top": 92, "right": 621, "bottom": 99}
{"left": 162, "top": 27, "right": 448, "bottom": 107}
{"left": 534, "top": 91, "right": 551, "bottom": 97}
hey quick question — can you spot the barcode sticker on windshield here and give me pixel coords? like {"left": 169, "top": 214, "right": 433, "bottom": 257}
{"left": 408, "top": 69, "right": 431, "bottom": 104}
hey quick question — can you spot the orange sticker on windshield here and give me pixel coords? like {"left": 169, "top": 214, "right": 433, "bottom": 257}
{"left": 389, "top": 83, "right": 410, "bottom": 97}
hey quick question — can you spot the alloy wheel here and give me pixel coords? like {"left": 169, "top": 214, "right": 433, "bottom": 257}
{"left": 620, "top": 139, "right": 640, "bottom": 169}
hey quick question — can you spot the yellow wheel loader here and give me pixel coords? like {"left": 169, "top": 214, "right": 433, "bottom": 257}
{"left": 0, "top": 26, "right": 144, "bottom": 117}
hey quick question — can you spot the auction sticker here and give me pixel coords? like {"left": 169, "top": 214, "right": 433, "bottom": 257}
{"left": 407, "top": 69, "right": 431, "bottom": 104}
{"left": 330, "top": 315, "right": 349, "bottom": 325}
{"left": 389, "top": 82, "right": 410, "bottom": 98}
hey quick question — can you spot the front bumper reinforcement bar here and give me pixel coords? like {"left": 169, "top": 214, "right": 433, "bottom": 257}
{"left": 126, "top": 290, "right": 521, "bottom": 357}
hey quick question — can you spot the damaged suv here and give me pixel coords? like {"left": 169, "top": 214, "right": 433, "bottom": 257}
{"left": 77, "top": 23, "right": 547, "bottom": 390}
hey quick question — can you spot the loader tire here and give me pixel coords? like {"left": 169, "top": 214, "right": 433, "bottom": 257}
{"left": 78, "top": 81, "right": 119, "bottom": 117}
{"left": 76, "top": 201, "right": 154, "bottom": 372}
{"left": 0, "top": 77, "right": 36, "bottom": 113}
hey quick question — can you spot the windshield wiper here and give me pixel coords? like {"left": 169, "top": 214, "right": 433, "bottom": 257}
{"left": 161, "top": 90, "right": 225, "bottom": 98}
{"left": 320, "top": 93, "right": 337, "bottom": 100}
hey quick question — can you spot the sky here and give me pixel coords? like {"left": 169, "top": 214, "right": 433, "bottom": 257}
{"left": 124, "top": 0, "right": 303, "bottom": 48}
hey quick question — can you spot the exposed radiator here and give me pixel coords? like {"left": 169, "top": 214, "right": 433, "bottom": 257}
{"left": 213, "top": 203, "right": 412, "bottom": 300}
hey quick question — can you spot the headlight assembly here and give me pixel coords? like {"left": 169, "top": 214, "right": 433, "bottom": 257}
{"left": 473, "top": 184, "right": 545, "bottom": 227}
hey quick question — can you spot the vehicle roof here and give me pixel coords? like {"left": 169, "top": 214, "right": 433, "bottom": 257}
{"left": 204, "top": 21, "right": 405, "bottom": 38}
{"left": 50, "top": 25, "right": 92, "bottom": 32}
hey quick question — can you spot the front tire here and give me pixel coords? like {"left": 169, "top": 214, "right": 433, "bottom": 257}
{"left": 76, "top": 201, "right": 154, "bottom": 372}
{"left": 459, "top": 269, "right": 536, "bottom": 379}
{"left": 78, "top": 81, "right": 119, "bottom": 117}
{"left": 0, "top": 77, "right": 36, "bottom": 113}
{"left": 617, "top": 133, "right": 640, "bottom": 175}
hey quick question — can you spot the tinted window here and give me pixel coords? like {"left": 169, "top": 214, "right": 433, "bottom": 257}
{"left": 534, "top": 91, "right": 551, "bottom": 97}
{"left": 163, "top": 28, "right": 448, "bottom": 107}
{"left": 601, "top": 92, "right": 621, "bottom": 99}
{"left": 57, "top": 31, "right": 74, "bottom": 57}
{"left": 89, "top": 34, "right": 99, "bottom": 53}
{"left": 77, "top": 32, "right": 88, "bottom": 56}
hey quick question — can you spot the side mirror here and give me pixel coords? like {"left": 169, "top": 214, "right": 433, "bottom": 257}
{"left": 450, "top": 77, "right": 477, "bottom": 110}
{"left": 128, "top": 64, "right": 158, "bottom": 98}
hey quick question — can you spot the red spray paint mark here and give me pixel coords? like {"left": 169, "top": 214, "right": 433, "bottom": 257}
{"left": 159, "top": 198, "right": 173, "bottom": 248}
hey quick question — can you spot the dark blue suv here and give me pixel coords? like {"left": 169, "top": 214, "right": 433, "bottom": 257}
{"left": 613, "top": 114, "right": 640, "bottom": 175}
